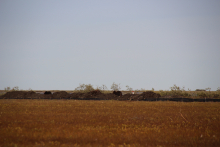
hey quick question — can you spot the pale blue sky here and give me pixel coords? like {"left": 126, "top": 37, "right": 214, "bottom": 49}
{"left": 0, "top": 0, "right": 220, "bottom": 91}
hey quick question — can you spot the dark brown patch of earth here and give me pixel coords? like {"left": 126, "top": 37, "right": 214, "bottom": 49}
{"left": 53, "top": 91, "right": 69, "bottom": 99}
{"left": 0, "top": 91, "right": 42, "bottom": 99}
{"left": 0, "top": 91, "right": 160, "bottom": 100}
{"left": 1, "top": 91, "right": 220, "bottom": 102}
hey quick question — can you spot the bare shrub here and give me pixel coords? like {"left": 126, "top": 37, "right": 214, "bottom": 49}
{"left": 126, "top": 85, "right": 133, "bottom": 92}
{"left": 158, "top": 90, "right": 170, "bottom": 97}
{"left": 4, "top": 86, "right": 19, "bottom": 92}
{"left": 111, "top": 82, "right": 121, "bottom": 91}
{"left": 75, "top": 84, "right": 94, "bottom": 93}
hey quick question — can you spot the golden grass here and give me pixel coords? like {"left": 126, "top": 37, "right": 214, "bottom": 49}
{"left": 0, "top": 100, "right": 220, "bottom": 147}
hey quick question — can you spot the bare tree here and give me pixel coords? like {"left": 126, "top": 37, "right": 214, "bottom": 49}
{"left": 75, "top": 84, "right": 94, "bottom": 93}
{"left": 126, "top": 85, "right": 133, "bottom": 91}
{"left": 4, "top": 87, "right": 11, "bottom": 92}
{"left": 111, "top": 82, "right": 121, "bottom": 91}
{"left": 101, "top": 84, "right": 108, "bottom": 90}
{"left": 205, "top": 87, "right": 211, "bottom": 91}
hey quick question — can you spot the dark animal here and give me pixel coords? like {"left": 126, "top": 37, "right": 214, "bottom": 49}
{"left": 44, "top": 91, "right": 52, "bottom": 94}
{"left": 113, "top": 91, "right": 122, "bottom": 96}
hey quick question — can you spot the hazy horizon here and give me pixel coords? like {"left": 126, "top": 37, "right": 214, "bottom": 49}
{"left": 1, "top": 0, "right": 220, "bottom": 91}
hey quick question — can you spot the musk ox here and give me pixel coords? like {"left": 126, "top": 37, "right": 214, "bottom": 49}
{"left": 113, "top": 91, "right": 122, "bottom": 96}
{"left": 44, "top": 91, "right": 52, "bottom": 94}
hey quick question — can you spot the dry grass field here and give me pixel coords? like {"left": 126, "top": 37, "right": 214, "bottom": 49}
{"left": 0, "top": 100, "right": 220, "bottom": 147}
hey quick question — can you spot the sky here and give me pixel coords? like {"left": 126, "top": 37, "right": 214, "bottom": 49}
{"left": 0, "top": 0, "right": 220, "bottom": 91}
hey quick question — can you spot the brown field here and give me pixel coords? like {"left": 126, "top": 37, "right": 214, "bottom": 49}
{"left": 0, "top": 100, "right": 220, "bottom": 147}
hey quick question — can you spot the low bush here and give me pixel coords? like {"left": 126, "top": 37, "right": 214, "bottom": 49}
{"left": 213, "top": 93, "right": 220, "bottom": 98}
{"left": 111, "top": 82, "right": 121, "bottom": 91}
{"left": 4, "top": 86, "right": 19, "bottom": 92}
{"left": 198, "top": 92, "right": 207, "bottom": 98}
{"left": 158, "top": 90, "right": 170, "bottom": 97}
{"left": 74, "top": 84, "right": 94, "bottom": 93}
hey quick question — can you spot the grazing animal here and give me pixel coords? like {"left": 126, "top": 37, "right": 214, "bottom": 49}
{"left": 113, "top": 91, "right": 122, "bottom": 96}
{"left": 44, "top": 91, "right": 52, "bottom": 94}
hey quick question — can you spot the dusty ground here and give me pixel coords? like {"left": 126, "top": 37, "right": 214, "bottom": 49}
{"left": 0, "top": 100, "right": 220, "bottom": 147}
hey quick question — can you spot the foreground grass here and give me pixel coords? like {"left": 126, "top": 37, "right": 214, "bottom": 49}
{"left": 0, "top": 100, "right": 220, "bottom": 147}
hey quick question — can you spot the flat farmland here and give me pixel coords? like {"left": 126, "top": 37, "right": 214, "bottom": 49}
{"left": 0, "top": 100, "right": 220, "bottom": 147}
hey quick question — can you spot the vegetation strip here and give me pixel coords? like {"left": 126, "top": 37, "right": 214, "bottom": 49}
{"left": 1, "top": 97, "right": 220, "bottom": 102}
